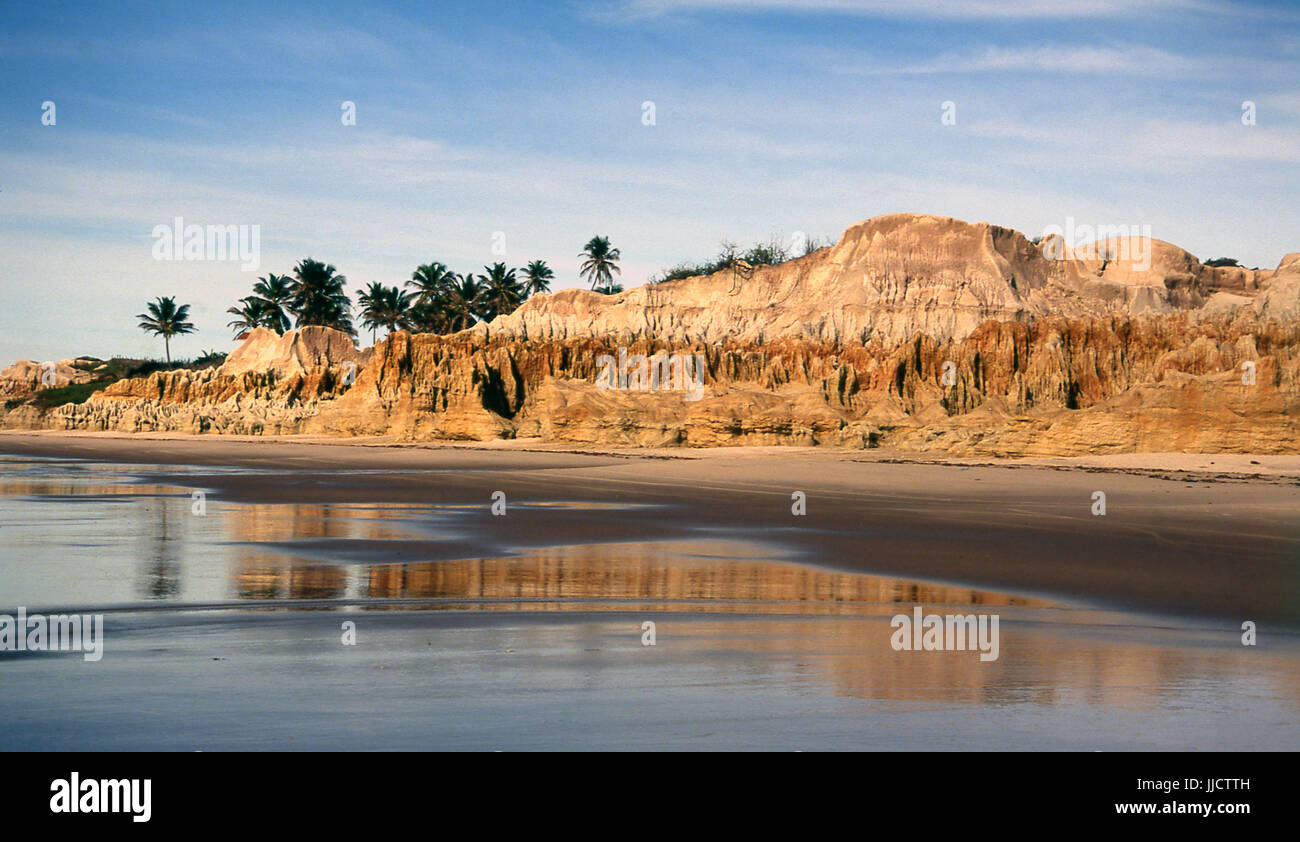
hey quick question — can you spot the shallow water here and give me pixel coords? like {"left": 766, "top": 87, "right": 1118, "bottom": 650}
{"left": 0, "top": 455, "right": 1296, "bottom": 750}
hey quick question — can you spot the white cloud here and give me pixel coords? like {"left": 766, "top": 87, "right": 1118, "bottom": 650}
{"left": 1272, "top": 92, "right": 1300, "bottom": 114}
{"left": 965, "top": 117, "right": 1300, "bottom": 165}
{"left": 823, "top": 44, "right": 1212, "bottom": 77}
{"left": 612, "top": 0, "right": 1231, "bottom": 21}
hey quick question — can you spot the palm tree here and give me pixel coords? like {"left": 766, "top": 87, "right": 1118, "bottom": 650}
{"left": 196, "top": 348, "right": 226, "bottom": 367}
{"left": 407, "top": 297, "right": 452, "bottom": 335}
{"left": 137, "top": 296, "right": 196, "bottom": 364}
{"left": 379, "top": 285, "right": 414, "bottom": 333}
{"left": 406, "top": 262, "right": 456, "bottom": 306}
{"left": 356, "top": 282, "right": 384, "bottom": 343}
{"left": 226, "top": 296, "right": 272, "bottom": 339}
{"left": 358, "top": 282, "right": 413, "bottom": 342}
{"left": 445, "top": 273, "right": 485, "bottom": 330}
{"left": 579, "top": 235, "right": 621, "bottom": 293}
{"left": 251, "top": 273, "right": 294, "bottom": 334}
{"left": 520, "top": 260, "right": 554, "bottom": 298}
{"left": 479, "top": 263, "right": 523, "bottom": 321}
{"left": 289, "top": 258, "right": 354, "bottom": 335}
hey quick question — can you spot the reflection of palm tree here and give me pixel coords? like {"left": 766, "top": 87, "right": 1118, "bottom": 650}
{"left": 138, "top": 500, "right": 182, "bottom": 600}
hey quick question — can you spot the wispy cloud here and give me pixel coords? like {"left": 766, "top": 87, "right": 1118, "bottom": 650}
{"left": 965, "top": 116, "right": 1300, "bottom": 166}
{"left": 612, "top": 0, "right": 1233, "bottom": 21}
{"left": 1272, "top": 92, "right": 1300, "bottom": 114}
{"left": 824, "top": 44, "right": 1206, "bottom": 76}
{"left": 1, "top": 0, "right": 1297, "bottom": 365}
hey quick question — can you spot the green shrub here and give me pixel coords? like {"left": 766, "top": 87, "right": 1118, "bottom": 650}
{"left": 31, "top": 381, "right": 112, "bottom": 409}
{"left": 649, "top": 234, "right": 831, "bottom": 284}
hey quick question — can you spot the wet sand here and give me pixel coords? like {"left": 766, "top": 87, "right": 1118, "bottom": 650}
{"left": 4, "top": 609, "right": 1296, "bottom": 751}
{"left": 2, "top": 431, "right": 1297, "bottom": 625}
{"left": 1, "top": 432, "right": 1297, "bottom": 750}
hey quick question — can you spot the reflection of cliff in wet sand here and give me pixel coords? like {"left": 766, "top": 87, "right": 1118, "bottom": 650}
{"left": 6, "top": 434, "right": 1289, "bottom": 626}
{"left": 360, "top": 543, "right": 1052, "bottom": 610}
{"left": 231, "top": 541, "right": 1053, "bottom": 610}
{"left": 227, "top": 551, "right": 1300, "bottom": 712}
{"left": 1, "top": 443, "right": 1297, "bottom": 749}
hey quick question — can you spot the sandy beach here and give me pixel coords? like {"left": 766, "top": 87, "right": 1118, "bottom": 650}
{"left": 3, "top": 431, "right": 1297, "bottom": 625}
{"left": 6, "top": 608, "right": 1296, "bottom": 751}
{"left": 1, "top": 431, "right": 1297, "bottom": 750}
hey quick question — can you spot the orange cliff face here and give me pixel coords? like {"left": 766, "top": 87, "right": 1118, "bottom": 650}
{"left": 4, "top": 213, "right": 1299, "bottom": 455}
{"left": 299, "top": 310, "right": 1298, "bottom": 453}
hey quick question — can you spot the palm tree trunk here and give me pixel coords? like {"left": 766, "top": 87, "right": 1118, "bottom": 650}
{"left": 165, "top": 336, "right": 171, "bottom": 364}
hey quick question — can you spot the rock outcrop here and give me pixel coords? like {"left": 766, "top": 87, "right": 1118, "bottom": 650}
{"left": 474, "top": 213, "right": 1279, "bottom": 346}
{"left": 6, "top": 214, "right": 1299, "bottom": 455}
{"left": 295, "top": 308, "right": 1296, "bottom": 454}
{"left": 0, "top": 359, "right": 97, "bottom": 397}
{"left": 27, "top": 327, "right": 369, "bottom": 435}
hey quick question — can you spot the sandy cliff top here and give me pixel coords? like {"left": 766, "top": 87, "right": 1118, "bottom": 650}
{"left": 473, "top": 212, "right": 1295, "bottom": 345}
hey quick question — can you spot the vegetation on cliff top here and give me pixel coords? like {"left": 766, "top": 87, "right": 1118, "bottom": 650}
{"left": 648, "top": 235, "right": 831, "bottom": 284}
{"left": 219, "top": 241, "right": 612, "bottom": 342}
{"left": 13, "top": 351, "right": 228, "bottom": 410}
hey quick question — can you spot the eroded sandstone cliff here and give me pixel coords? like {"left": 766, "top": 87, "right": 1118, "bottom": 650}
{"left": 6, "top": 213, "right": 1299, "bottom": 455}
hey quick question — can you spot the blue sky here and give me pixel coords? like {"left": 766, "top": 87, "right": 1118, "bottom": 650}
{"left": 2, "top": 0, "right": 1298, "bottom": 362}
